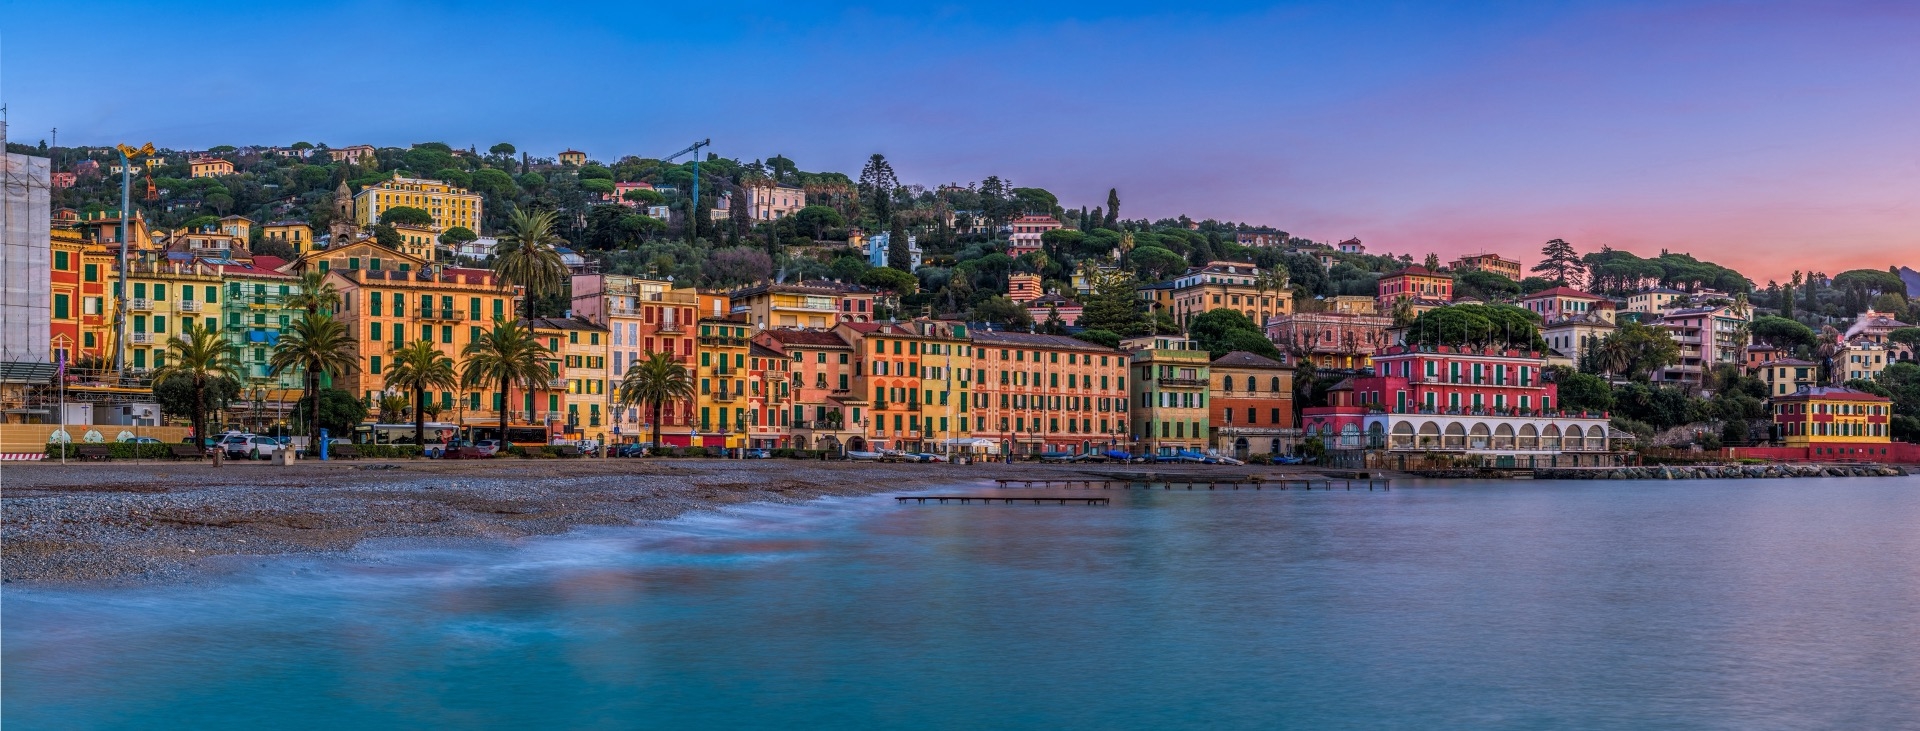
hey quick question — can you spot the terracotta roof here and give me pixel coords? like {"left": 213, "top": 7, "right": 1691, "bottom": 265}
{"left": 749, "top": 342, "right": 785, "bottom": 359}
{"left": 758, "top": 329, "right": 852, "bottom": 347}
{"left": 1525, "top": 286, "right": 1605, "bottom": 300}
{"left": 1211, "top": 351, "right": 1285, "bottom": 368}
{"left": 1384, "top": 266, "right": 1445, "bottom": 278}
{"left": 1773, "top": 386, "right": 1890, "bottom": 402}
{"left": 969, "top": 330, "right": 1119, "bottom": 352}
{"left": 229, "top": 256, "right": 296, "bottom": 278}
{"left": 528, "top": 316, "right": 608, "bottom": 332}
{"left": 1768, "top": 358, "right": 1819, "bottom": 366}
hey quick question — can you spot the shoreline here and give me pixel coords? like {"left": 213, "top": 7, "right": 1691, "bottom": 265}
{"left": 0, "top": 459, "right": 1282, "bottom": 587}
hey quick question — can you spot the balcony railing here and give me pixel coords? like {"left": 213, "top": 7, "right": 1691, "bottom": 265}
{"left": 544, "top": 377, "right": 568, "bottom": 389}
{"left": 1157, "top": 377, "right": 1205, "bottom": 388}
{"left": 417, "top": 307, "right": 464, "bottom": 321}
{"left": 657, "top": 322, "right": 684, "bottom": 334}
{"left": 177, "top": 300, "right": 202, "bottom": 313}
{"left": 711, "top": 391, "right": 737, "bottom": 402}
{"left": 129, "top": 298, "right": 154, "bottom": 311}
{"left": 130, "top": 332, "right": 155, "bottom": 344}
{"left": 698, "top": 336, "right": 746, "bottom": 347}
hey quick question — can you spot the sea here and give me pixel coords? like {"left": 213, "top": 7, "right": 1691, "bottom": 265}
{"left": 6, "top": 476, "right": 1920, "bottom": 730}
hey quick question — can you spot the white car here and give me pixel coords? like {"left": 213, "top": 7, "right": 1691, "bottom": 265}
{"left": 474, "top": 440, "right": 502, "bottom": 457}
{"left": 224, "top": 434, "right": 282, "bottom": 460}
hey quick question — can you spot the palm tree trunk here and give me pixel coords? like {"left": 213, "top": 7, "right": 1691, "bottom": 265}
{"left": 193, "top": 377, "right": 206, "bottom": 453}
{"left": 652, "top": 400, "right": 663, "bottom": 455}
{"left": 414, "top": 384, "right": 426, "bottom": 448}
{"left": 308, "top": 371, "right": 321, "bottom": 455}
{"left": 500, "top": 375, "right": 512, "bottom": 447}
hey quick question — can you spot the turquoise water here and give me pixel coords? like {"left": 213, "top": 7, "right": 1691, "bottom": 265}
{"left": 7, "top": 477, "right": 1920, "bottom": 730}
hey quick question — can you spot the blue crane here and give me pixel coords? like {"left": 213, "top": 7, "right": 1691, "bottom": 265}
{"left": 663, "top": 139, "right": 711, "bottom": 236}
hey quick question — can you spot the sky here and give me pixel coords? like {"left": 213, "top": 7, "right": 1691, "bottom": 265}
{"left": 3, "top": 0, "right": 1916, "bottom": 284}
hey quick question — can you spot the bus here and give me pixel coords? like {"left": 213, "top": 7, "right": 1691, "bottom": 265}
{"left": 355, "top": 422, "right": 461, "bottom": 447}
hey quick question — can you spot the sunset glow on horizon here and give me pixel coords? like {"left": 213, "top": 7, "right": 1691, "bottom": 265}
{"left": 5, "top": 0, "right": 1914, "bottom": 284}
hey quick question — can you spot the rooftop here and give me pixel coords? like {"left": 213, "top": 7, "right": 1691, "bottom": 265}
{"left": 1774, "top": 386, "right": 1890, "bottom": 402}
{"left": 1525, "top": 286, "right": 1605, "bottom": 300}
{"left": 757, "top": 329, "right": 852, "bottom": 348}
{"left": 970, "top": 330, "right": 1118, "bottom": 352}
{"left": 1211, "top": 351, "right": 1286, "bottom": 369}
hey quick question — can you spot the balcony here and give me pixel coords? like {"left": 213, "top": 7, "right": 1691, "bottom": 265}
{"left": 657, "top": 322, "right": 684, "bottom": 334}
{"left": 129, "top": 298, "right": 154, "bottom": 311}
{"left": 130, "top": 332, "right": 155, "bottom": 344}
{"left": 177, "top": 300, "right": 202, "bottom": 313}
{"left": 417, "top": 307, "right": 465, "bottom": 321}
{"left": 545, "top": 377, "right": 568, "bottom": 390}
{"left": 711, "top": 391, "right": 737, "bottom": 402}
{"left": 1157, "top": 377, "right": 1205, "bottom": 388}
{"left": 698, "top": 336, "right": 745, "bottom": 347}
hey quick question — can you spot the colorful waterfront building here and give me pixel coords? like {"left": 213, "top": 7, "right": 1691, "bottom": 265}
{"left": 352, "top": 172, "right": 483, "bottom": 235}
{"left": 727, "top": 281, "right": 851, "bottom": 330}
{"left": 968, "top": 329, "right": 1125, "bottom": 456}
{"left": 1771, "top": 386, "right": 1892, "bottom": 447}
{"left": 116, "top": 255, "right": 225, "bottom": 373}
{"left": 529, "top": 317, "right": 611, "bottom": 442}
{"left": 1125, "top": 335, "right": 1209, "bottom": 457}
{"left": 694, "top": 314, "right": 752, "bottom": 448}
{"left": 309, "top": 240, "right": 521, "bottom": 437}
{"left": 48, "top": 228, "right": 84, "bottom": 364}
{"left": 1301, "top": 343, "right": 1620, "bottom": 460}
{"left": 745, "top": 342, "right": 793, "bottom": 448}
{"left": 222, "top": 255, "right": 304, "bottom": 390}
{"left": 838, "top": 321, "right": 928, "bottom": 452}
{"left": 1207, "top": 351, "right": 1296, "bottom": 459}
{"left": 753, "top": 328, "right": 864, "bottom": 452}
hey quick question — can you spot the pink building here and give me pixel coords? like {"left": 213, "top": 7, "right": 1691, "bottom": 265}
{"left": 1520, "top": 286, "right": 1609, "bottom": 321}
{"left": 1007, "top": 215, "right": 1063, "bottom": 257}
{"left": 614, "top": 181, "right": 655, "bottom": 209}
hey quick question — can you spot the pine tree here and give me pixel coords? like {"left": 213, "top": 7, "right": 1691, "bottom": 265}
{"left": 1784, "top": 271, "right": 1800, "bottom": 320}
{"left": 1531, "top": 238, "right": 1584, "bottom": 286}
{"left": 1103, "top": 188, "right": 1120, "bottom": 229}
{"left": 887, "top": 215, "right": 911, "bottom": 271}
{"left": 1077, "top": 270, "right": 1149, "bottom": 336}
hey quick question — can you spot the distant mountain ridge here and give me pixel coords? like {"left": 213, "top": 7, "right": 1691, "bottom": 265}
{"left": 1900, "top": 266, "right": 1920, "bottom": 299}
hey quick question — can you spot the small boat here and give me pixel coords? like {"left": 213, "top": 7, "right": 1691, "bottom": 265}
{"left": 846, "top": 450, "right": 886, "bottom": 461}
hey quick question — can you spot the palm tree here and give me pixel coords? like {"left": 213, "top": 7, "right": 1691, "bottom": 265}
{"left": 271, "top": 311, "right": 359, "bottom": 446}
{"left": 151, "top": 324, "right": 240, "bottom": 447}
{"left": 286, "top": 270, "right": 341, "bottom": 314}
{"left": 616, "top": 351, "right": 695, "bottom": 453}
{"left": 493, "top": 207, "right": 569, "bottom": 322}
{"left": 378, "top": 394, "right": 411, "bottom": 423}
{"left": 1592, "top": 333, "right": 1633, "bottom": 380}
{"left": 460, "top": 321, "right": 553, "bottom": 446}
{"left": 384, "top": 339, "right": 460, "bottom": 446}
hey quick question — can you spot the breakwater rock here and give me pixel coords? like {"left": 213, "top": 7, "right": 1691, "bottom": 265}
{"left": 1537, "top": 464, "right": 1909, "bottom": 480}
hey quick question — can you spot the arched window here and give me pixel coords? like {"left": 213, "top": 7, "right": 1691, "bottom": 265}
{"left": 1222, "top": 375, "right": 1234, "bottom": 392}
{"left": 1271, "top": 376, "right": 1281, "bottom": 392}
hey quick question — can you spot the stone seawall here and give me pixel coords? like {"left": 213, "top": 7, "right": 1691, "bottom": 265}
{"left": 1538, "top": 464, "right": 1909, "bottom": 480}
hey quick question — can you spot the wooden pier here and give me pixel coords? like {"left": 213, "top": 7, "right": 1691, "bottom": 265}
{"left": 990, "top": 477, "right": 1388, "bottom": 491}
{"left": 897, "top": 496, "right": 1111, "bottom": 505}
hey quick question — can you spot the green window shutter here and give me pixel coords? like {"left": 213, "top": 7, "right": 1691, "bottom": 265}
{"left": 53, "top": 294, "right": 69, "bottom": 319}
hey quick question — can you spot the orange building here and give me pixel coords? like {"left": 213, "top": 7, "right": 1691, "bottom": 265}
{"left": 968, "top": 330, "right": 1129, "bottom": 456}
{"left": 48, "top": 229, "right": 86, "bottom": 364}
{"left": 1208, "top": 351, "right": 1296, "bottom": 458}
{"left": 754, "top": 328, "right": 864, "bottom": 452}
{"left": 189, "top": 157, "right": 234, "bottom": 178}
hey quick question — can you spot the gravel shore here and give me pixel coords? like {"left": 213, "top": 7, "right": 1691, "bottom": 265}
{"left": 1, "top": 458, "right": 1277, "bottom": 586}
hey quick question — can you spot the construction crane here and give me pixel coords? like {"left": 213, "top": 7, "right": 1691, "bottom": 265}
{"left": 663, "top": 139, "right": 710, "bottom": 238}
{"left": 112, "top": 142, "right": 154, "bottom": 379}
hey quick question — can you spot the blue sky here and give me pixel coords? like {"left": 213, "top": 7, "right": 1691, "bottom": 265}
{"left": 4, "top": 0, "right": 1916, "bottom": 281}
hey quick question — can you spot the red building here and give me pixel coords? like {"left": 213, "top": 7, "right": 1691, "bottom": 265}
{"left": 1007, "top": 215, "right": 1063, "bottom": 257}
{"left": 1208, "top": 351, "right": 1296, "bottom": 458}
{"left": 1302, "top": 343, "right": 1619, "bottom": 459}
{"left": 1375, "top": 266, "right": 1452, "bottom": 316}
{"left": 48, "top": 229, "right": 85, "bottom": 364}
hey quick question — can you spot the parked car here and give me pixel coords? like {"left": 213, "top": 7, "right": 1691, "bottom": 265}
{"left": 911, "top": 453, "right": 947, "bottom": 463}
{"left": 224, "top": 434, "right": 282, "bottom": 460}
{"left": 614, "top": 443, "right": 651, "bottom": 458}
{"left": 742, "top": 448, "right": 772, "bottom": 459}
{"left": 474, "top": 440, "right": 502, "bottom": 457}
{"left": 127, "top": 436, "right": 162, "bottom": 444}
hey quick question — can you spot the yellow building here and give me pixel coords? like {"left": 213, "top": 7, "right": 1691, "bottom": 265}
{"left": 530, "top": 317, "right": 612, "bottom": 441}
{"left": 1758, "top": 358, "right": 1818, "bottom": 397}
{"left": 189, "top": 157, "right": 234, "bottom": 178}
{"left": 1448, "top": 253, "right": 1523, "bottom": 281}
{"left": 558, "top": 150, "right": 587, "bottom": 166}
{"left": 353, "top": 172, "right": 484, "bottom": 234}
{"left": 911, "top": 320, "right": 973, "bottom": 451}
{"left": 725, "top": 281, "right": 847, "bottom": 330}
{"left": 1164, "top": 261, "right": 1292, "bottom": 328}
{"left": 695, "top": 315, "right": 753, "bottom": 449}
{"left": 308, "top": 240, "right": 522, "bottom": 433}
{"left": 390, "top": 222, "right": 440, "bottom": 261}
{"left": 1834, "top": 341, "right": 1891, "bottom": 384}
{"left": 262, "top": 221, "right": 314, "bottom": 254}
{"left": 1773, "top": 386, "right": 1892, "bottom": 447}
{"left": 1626, "top": 287, "right": 1688, "bottom": 315}
{"left": 117, "top": 256, "right": 226, "bottom": 373}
